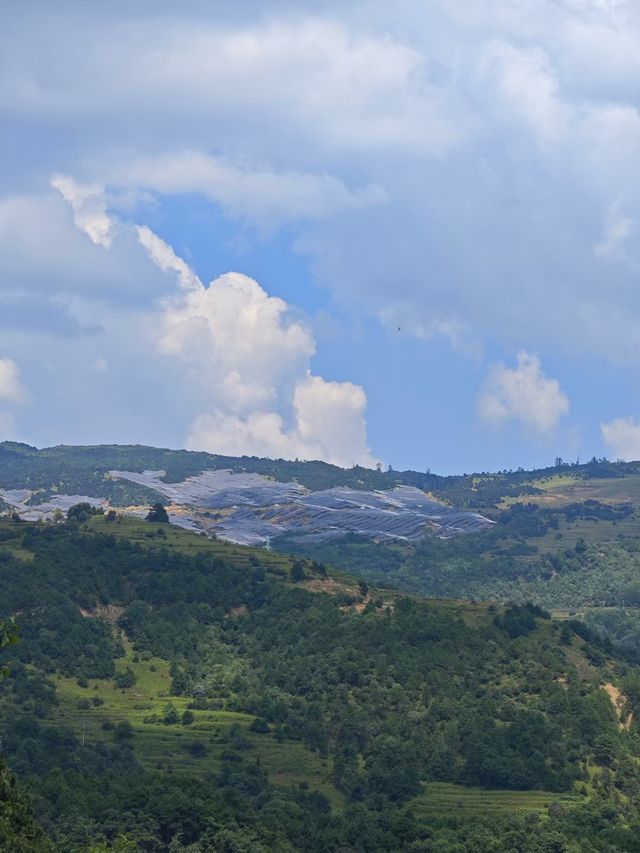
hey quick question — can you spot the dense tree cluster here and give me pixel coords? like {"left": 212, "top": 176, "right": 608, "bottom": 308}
{"left": 145, "top": 503, "right": 169, "bottom": 524}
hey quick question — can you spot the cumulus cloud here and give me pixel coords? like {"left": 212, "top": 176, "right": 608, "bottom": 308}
{"left": 43, "top": 169, "right": 377, "bottom": 465}
{"left": 51, "top": 174, "right": 113, "bottom": 248}
{"left": 478, "top": 352, "right": 569, "bottom": 435}
{"left": 187, "top": 375, "right": 372, "bottom": 466}
{"left": 292, "top": 374, "right": 372, "bottom": 466}
{"left": 136, "top": 223, "right": 375, "bottom": 466}
{"left": 601, "top": 416, "right": 640, "bottom": 461}
{"left": 158, "top": 269, "right": 314, "bottom": 411}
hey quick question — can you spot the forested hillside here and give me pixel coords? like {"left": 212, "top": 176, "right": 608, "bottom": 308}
{"left": 0, "top": 440, "right": 635, "bottom": 505}
{"left": 279, "top": 472, "right": 640, "bottom": 662}
{"left": 2, "top": 514, "right": 640, "bottom": 850}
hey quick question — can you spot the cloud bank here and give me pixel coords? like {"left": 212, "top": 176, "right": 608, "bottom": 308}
{"left": 3, "top": 4, "right": 637, "bottom": 362}
{"left": 2, "top": 2, "right": 640, "bottom": 466}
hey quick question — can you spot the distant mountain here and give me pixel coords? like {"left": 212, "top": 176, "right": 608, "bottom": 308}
{"left": 1, "top": 442, "right": 636, "bottom": 546}
{"left": 0, "top": 442, "right": 496, "bottom": 545}
{"left": 0, "top": 441, "right": 634, "bottom": 503}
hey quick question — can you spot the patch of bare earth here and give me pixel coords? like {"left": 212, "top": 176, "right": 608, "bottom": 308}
{"left": 302, "top": 576, "right": 381, "bottom": 613}
{"left": 303, "top": 577, "right": 351, "bottom": 596}
{"left": 602, "top": 682, "right": 634, "bottom": 731}
{"left": 225, "top": 605, "right": 248, "bottom": 619}
{"left": 79, "top": 604, "right": 125, "bottom": 623}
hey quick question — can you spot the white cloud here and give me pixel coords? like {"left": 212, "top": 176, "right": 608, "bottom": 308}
{"left": 601, "top": 416, "right": 640, "bottom": 461}
{"left": 0, "top": 357, "right": 26, "bottom": 404}
{"left": 148, "top": 234, "right": 374, "bottom": 466}
{"left": 186, "top": 375, "right": 375, "bottom": 467}
{"left": 0, "top": 191, "right": 170, "bottom": 304}
{"left": 0, "top": 16, "right": 463, "bottom": 159}
{"left": 187, "top": 410, "right": 301, "bottom": 459}
{"left": 118, "top": 153, "right": 385, "bottom": 229}
{"left": 158, "top": 269, "right": 315, "bottom": 413}
{"left": 478, "top": 351, "right": 569, "bottom": 434}
{"left": 480, "top": 41, "right": 568, "bottom": 145}
{"left": 51, "top": 174, "right": 114, "bottom": 248}
{"left": 293, "top": 374, "right": 373, "bottom": 466}
{"left": 0, "top": 356, "right": 27, "bottom": 440}
{"left": 136, "top": 225, "right": 202, "bottom": 291}
{"left": 594, "top": 200, "right": 633, "bottom": 257}
{"left": 54, "top": 210, "right": 373, "bottom": 465}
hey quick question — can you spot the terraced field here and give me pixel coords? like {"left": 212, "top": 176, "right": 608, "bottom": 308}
{"left": 413, "top": 782, "right": 585, "bottom": 817}
{"left": 49, "top": 650, "right": 585, "bottom": 821}
{"left": 50, "top": 643, "right": 343, "bottom": 807}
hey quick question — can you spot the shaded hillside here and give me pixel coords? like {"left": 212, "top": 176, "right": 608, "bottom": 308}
{"left": 1, "top": 516, "right": 640, "bottom": 850}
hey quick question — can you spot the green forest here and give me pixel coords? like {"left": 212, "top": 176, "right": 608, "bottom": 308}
{"left": 5, "top": 446, "right": 640, "bottom": 849}
{"left": 1, "top": 513, "right": 640, "bottom": 851}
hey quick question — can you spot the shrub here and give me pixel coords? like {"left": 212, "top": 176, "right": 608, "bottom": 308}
{"left": 163, "top": 704, "right": 179, "bottom": 725}
{"left": 249, "top": 717, "right": 269, "bottom": 734}
{"left": 114, "top": 668, "right": 136, "bottom": 689}
{"left": 114, "top": 720, "right": 133, "bottom": 740}
{"left": 146, "top": 503, "right": 169, "bottom": 524}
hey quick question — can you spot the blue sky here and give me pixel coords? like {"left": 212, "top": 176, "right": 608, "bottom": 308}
{"left": 0, "top": 1, "right": 639, "bottom": 474}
